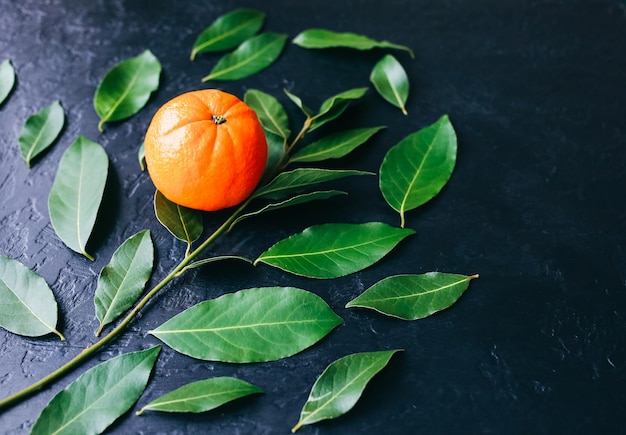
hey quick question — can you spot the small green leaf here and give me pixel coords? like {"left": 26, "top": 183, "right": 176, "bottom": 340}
{"left": 379, "top": 115, "right": 457, "bottom": 227}
{"left": 31, "top": 346, "right": 161, "bottom": 435}
{"left": 137, "top": 377, "right": 263, "bottom": 415}
{"left": 94, "top": 49, "right": 161, "bottom": 132}
{"left": 310, "top": 87, "right": 368, "bottom": 131}
{"left": 253, "top": 168, "right": 373, "bottom": 201}
{"left": 202, "top": 32, "right": 287, "bottom": 82}
{"left": 290, "top": 126, "right": 385, "bottom": 163}
{"left": 48, "top": 136, "right": 109, "bottom": 260}
{"left": 138, "top": 142, "right": 145, "bottom": 171}
{"left": 292, "top": 350, "right": 402, "bottom": 432}
{"left": 293, "top": 29, "right": 414, "bottom": 58}
{"left": 150, "top": 287, "right": 342, "bottom": 363}
{"left": 154, "top": 190, "right": 203, "bottom": 249}
{"left": 190, "top": 9, "right": 265, "bottom": 60}
{"left": 255, "top": 222, "right": 415, "bottom": 279}
{"left": 94, "top": 230, "right": 154, "bottom": 336}
{"left": 370, "top": 54, "right": 409, "bottom": 115}
{"left": 346, "top": 272, "right": 479, "bottom": 320}
{"left": 283, "top": 88, "right": 315, "bottom": 117}
{"left": 18, "top": 100, "right": 65, "bottom": 168}
{"left": 0, "top": 59, "right": 16, "bottom": 105}
{"left": 0, "top": 256, "right": 64, "bottom": 340}
{"left": 244, "top": 89, "right": 290, "bottom": 141}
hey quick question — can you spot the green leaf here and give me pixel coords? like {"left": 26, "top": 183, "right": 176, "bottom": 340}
{"left": 370, "top": 54, "right": 409, "bottom": 115}
{"left": 190, "top": 9, "right": 265, "bottom": 60}
{"left": 379, "top": 115, "right": 457, "bottom": 227}
{"left": 202, "top": 32, "right": 287, "bottom": 82}
{"left": 0, "top": 58, "right": 16, "bottom": 105}
{"left": 346, "top": 272, "right": 479, "bottom": 320}
{"left": 18, "top": 100, "right": 65, "bottom": 168}
{"left": 293, "top": 29, "right": 414, "bottom": 58}
{"left": 150, "top": 287, "right": 342, "bottom": 363}
{"left": 0, "top": 256, "right": 64, "bottom": 340}
{"left": 255, "top": 222, "right": 415, "bottom": 279}
{"left": 137, "top": 377, "right": 263, "bottom": 415}
{"left": 292, "top": 350, "right": 402, "bottom": 432}
{"left": 94, "top": 49, "right": 161, "bottom": 132}
{"left": 31, "top": 346, "right": 160, "bottom": 435}
{"left": 244, "top": 89, "right": 290, "bottom": 141}
{"left": 154, "top": 190, "right": 203, "bottom": 250}
{"left": 138, "top": 142, "right": 145, "bottom": 171}
{"left": 283, "top": 88, "right": 315, "bottom": 117}
{"left": 262, "top": 131, "right": 287, "bottom": 181}
{"left": 94, "top": 230, "right": 154, "bottom": 336}
{"left": 290, "top": 126, "right": 385, "bottom": 163}
{"left": 48, "top": 136, "right": 109, "bottom": 260}
{"left": 253, "top": 168, "right": 373, "bottom": 201}
{"left": 310, "top": 87, "right": 368, "bottom": 131}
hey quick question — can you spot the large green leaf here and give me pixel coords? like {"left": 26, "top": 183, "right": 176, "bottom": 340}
{"left": 255, "top": 222, "right": 415, "bottom": 279}
{"left": 48, "top": 136, "right": 109, "bottom": 260}
{"left": 292, "top": 350, "right": 402, "bottom": 432}
{"left": 290, "top": 126, "right": 385, "bottom": 163}
{"left": 310, "top": 87, "right": 368, "bottom": 131}
{"left": 94, "top": 230, "right": 154, "bottom": 336}
{"left": 154, "top": 190, "right": 203, "bottom": 251}
{"left": 31, "top": 346, "right": 161, "bottom": 435}
{"left": 244, "top": 88, "right": 291, "bottom": 141}
{"left": 370, "top": 54, "right": 409, "bottom": 115}
{"left": 190, "top": 9, "right": 265, "bottom": 60}
{"left": 94, "top": 49, "right": 161, "bottom": 132}
{"left": 0, "top": 58, "right": 16, "bottom": 105}
{"left": 0, "top": 255, "right": 63, "bottom": 340}
{"left": 293, "top": 29, "right": 414, "bottom": 58}
{"left": 346, "top": 272, "right": 479, "bottom": 320}
{"left": 202, "top": 32, "right": 287, "bottom": 82}
{"left": 18, "top": 100, "right": 65, "bottom": 168}
{"left": 150, "top": 287, "right": 342, "bottom": 363}
{"left": 379, "top": 115, "right": 457, "bottom": 227}
{"left": 137, "top": 377, "right": 263, "bottom": 415}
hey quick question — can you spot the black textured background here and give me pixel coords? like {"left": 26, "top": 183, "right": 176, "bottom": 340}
{"left": 1, "top": 1, "right": 625, "bottom": 434}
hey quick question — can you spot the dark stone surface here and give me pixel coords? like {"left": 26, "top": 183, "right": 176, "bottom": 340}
{"left": 1, "top": 0, "right": 625, "bottom": 433}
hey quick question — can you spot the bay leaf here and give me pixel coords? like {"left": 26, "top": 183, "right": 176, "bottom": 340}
{"left": 283, "top": 88, "right": 315, "bottom": 117}
{"left": 48, "top": 136, "right": 109, "bottom": 260}
{"left": 244, "top": 88, "right": 291, "bottom": 141}
{"left": 293, "top": 29, "right": 414, "bottom": 58}
{"left": 310, "top": 87, "right": 368, "bottom": 131}
{"left": 0, "top": 58, "right": 16, "bottom": 105}
{"left": 255, "top": 222, "right": 415, "bottom": 279}
{"left": 379, "top": 115, "right": 457, "bottom": 227}
{"left": 190, "top": 9, "right": 265, "bottom": 60}
{"left": 202, "top": 32, "right": 287, "bottom": 82}
{"left": 31, "top": 346, "right": 161, "bottom": 435}
{"left": 346, "top": 272, "right": 479, "bottom": 320}
{"left": 94, "top": 230, "right": 154, "bottom": 336}
{"left": 370, "top": 54, "right": 409, "bottom": 115}
{"left": 262, "top": 131, "right": 287, "bottom": 180}
{"left": 292, "top": 349, "right": 402, "bottom": 432}
{"left": 18, "top": 100, "right": 65, "bottom": 168}
{"left": 149, "top": 287, "right": 342, "bottom": 363}
{"left": 253, "top": 168, "right": 373, "bottom": 201}
{"left": 0, "top": 255, "right": 64, "bottom": 340}
{"left": 137, "top": 376, "right": 263, "bottom": 415}
{"left": 290, "top": 126, "right": 385, "bottom": 163}
{"left": 154, "top": 190, "right": 203, "bottom": 249}
{"left": 94, "top": 49, "right": 161, "bottom": 132}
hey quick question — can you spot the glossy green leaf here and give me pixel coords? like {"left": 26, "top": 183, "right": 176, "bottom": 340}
{"left": 138, "top": 142, "right": 145, "bottom": 171}
{"left": 379, "top": 115, "right": 457, "bottom": 227}
{"left": 31, "top": 346, "right": 160, "bottom": 435}
{"left": 18, "top": 100, "right": 65, "bottom": 168}
{"left": 346, "top": 272, "right": 479, "bottom": 320}
{"left": 310, "top": 87, "right": 368, "bottom": 131}
{"left": 283, "top": 88, "right": 315, "bottom": 117}
{"left": 253, "top": 168, "right": 373, "bottom": 201}
{"left": 292, "top": 350, "right": 402, "bottom": 432}
{"left": 293, "top": 29, "right": 414, "bottom": 58}
{"left": 244, "top": 88, "right": 290, "bottom": 141}
{"left": 154, "top": 190, "right": 203, "bottom": 250}
{"left": 150, "top": 287, "right": 342, "bottom": 363}
{"left": 255, "top": 222, "right": 415, "bottom": 279}
{"left": 48, "top": 136, "right": 109, "bottom": 260}
{"left": 0, "top": 255, "right": 64, "bottom": 340}
{"left": 94, "top": 49, "right": 161, "bottom": 132}
{"left": 137, "top": 377, "right": 263, "bottom": 415}
{"left": 202, "top": 32, "right": 287, "bottom": 82}
{"left": 190, "top": 9, "right": 265, "bottom": 60}
{"left": 370, "top": 54, "right": 409, "bottom": 115}
{"left": 94, "top": 230, "right": 154, "bottom": 336}
{"left": 0, "top": 59, "right": 16, "bottom": 105}
{"left": 262, "top": 131, "right": 287, "bottom": 181}
{"left": 290, "top": 126, "right": 385, "bottom": 163}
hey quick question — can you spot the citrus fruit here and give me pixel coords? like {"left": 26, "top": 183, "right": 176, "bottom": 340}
{"left": 144, "top": 89, "right": 268, "bottom": 211}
